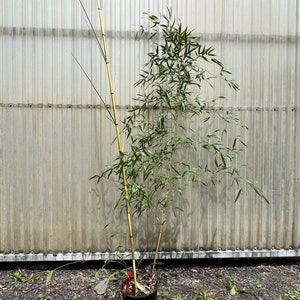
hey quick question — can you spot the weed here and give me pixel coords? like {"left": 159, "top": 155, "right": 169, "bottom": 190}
{"left": 95, "top": 267, "right": 119, "bottom": 281}
{"left": 226, "top": 279, "right": 246, "bottom": 296}
{"left": 10, "top": 270, "right": 23, "bottom": 282}
{"left": 159, "top": 290, "right": 170, "bottom": 298}
{"left": 276, "top": 289, "right": 300, "bottom": 300}
{"left": 38, "top": 293, "right": 52, "bottom": 300}
{"left": 255, "top": 279, "right": 262, "bottom": 288}
{"left": 198, "top": 288, "right": 215, "bottom": 299}
{"left": 10, "top": 269, "right": 41, "bottom": 283}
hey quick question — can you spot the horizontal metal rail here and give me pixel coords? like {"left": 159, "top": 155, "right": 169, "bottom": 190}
{"left": 0, "top": 249, "right": 299, "bottom": 262}
{"left": 0, "top": 27, "right": 298, "bottom": 44}
{"left": 0, "top": 103, "right": 297, "bottom": 112}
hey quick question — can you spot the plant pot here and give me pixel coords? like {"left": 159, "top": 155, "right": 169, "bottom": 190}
{"left": 122, "top": 289, "right": 157, "bottom": 300}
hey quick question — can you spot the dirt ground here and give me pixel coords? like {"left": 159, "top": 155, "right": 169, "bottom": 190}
{"left": 0, "top": 258, "right": 299, "bottom": 300}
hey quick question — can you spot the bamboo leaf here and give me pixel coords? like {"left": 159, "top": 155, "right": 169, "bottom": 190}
{"left": 235, "top": 189, "right": 243, "bottom": 202}
{"left": 246, "top": 180, "right": 269, "bottom": 204}
{"left": 45, "top": 271, "right": 53, "bottom": 286}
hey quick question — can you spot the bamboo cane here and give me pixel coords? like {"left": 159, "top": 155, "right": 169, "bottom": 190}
{"left": 152, "top": 121, "right": 177, "bottom": 277}
{"left": 96, "top": 0, "right": 138, "bottom": 295}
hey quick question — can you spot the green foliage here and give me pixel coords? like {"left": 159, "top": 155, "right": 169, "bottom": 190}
{"left": 285, "top": 290, "right": 300, "bottom": 300}
{"left": 160, "top": 290, "right": 170, "bottom": 298}
{"left": 10, "top": 269, "right": 41, "bottom": 283}
{"left": 94, "top": 10, "right": 267, "bottom": 218}
{"left": 10, "top": 270, "right": 25, "bottom": 282}
{"left": 38, "top": 293, "right": 52, "bottom": 300}
{"left": 91, "top": 10, "right": 268, "bottom": 280}
{"left": 10, "top": 267, "right": 57, "bottom": 287}
{"left": 198, "top": 288, "right": 215, "bottom": 300}
{"left": 276, "top": 289, "right": 300, "bottom": 300}
{"left": 45, "top": 270, "right": 53, "bottom": 286}
{"left": 226, "top": 279, "right": 246, "bottom": 296}
{"left": 255, "top": 279, "right": 262, "bottom": 288}
{"left": 95, "top": 268, "right": 119, "bottom": 281}
{"left": 172, "top": 295, "right": 182, "bottom": 300}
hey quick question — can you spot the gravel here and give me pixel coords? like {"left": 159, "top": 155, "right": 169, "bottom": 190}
{"left": 0, "top": 259, "right": 299, "bottom": 299}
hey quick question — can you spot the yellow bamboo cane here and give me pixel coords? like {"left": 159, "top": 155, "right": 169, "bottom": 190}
{"left": 96, "top": 0, "right": 138, "bottom": 295}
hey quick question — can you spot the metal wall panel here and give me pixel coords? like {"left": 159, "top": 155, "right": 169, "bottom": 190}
{"left": 0, "top": 0, "right": 299, "bottom": 257}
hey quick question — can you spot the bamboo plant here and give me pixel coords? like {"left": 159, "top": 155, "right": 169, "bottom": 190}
{"left": 95, "top": 0, "right": 141, "bottom": 294}
{"left": 91, "top": 9, "right": 268, "bottom": 297}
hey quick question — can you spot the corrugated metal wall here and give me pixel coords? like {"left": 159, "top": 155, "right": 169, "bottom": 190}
{"left": 0, "top": 0, "right": 299, "bottom": 257}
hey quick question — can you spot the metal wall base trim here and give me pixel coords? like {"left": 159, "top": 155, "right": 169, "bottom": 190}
{"left": 0, "top": 249, "right": 299, "bottom": 262}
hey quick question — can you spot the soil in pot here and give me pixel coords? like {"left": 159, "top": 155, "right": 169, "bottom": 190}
{"left": 122, "top": 271, "right": 157, "bottom": 300}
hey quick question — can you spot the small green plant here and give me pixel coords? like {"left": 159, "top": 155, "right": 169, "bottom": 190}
{"left": 159, "top": 290, "right": 170, "bottom": 298}
{"left": 11, "top": 261, "right": 87, "bottom": 288}
{"left": 95, "top": 267, "right": 119, "bottom": 281}
{"left": 286, "top": 289, "right": 300, "bottom": 300}
{"left": 255, "top": 279, "right": 262, "bottom": 288}
{"left": 10, "top": 270, "right": 24, "bottom": 282}
{"left": 276, "top": 289, "right": 300, "bottom": 300}
{"left": 10, "top": 269, "right": 41, "bottom": 283}
{"left": 38, "top": 293, "right": 52, "bottom": 300}
{"left": 226, "top": 279, "right": 246, "bottom": 296}
{"left": 172, "top": 294, "right": 182, "bottom": 300}
{"left": 94, "top": 258, "right": 128, "bottom": 281}
{"left": 45, "top": 270, "right": 53, "bottom": 286}
{"left": 198, "top": 288, "right": 215, "bottom": 300}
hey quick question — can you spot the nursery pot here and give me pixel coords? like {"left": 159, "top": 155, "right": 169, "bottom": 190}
{"left": 122, "top": 289, "right": 157, "bottom": 300}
